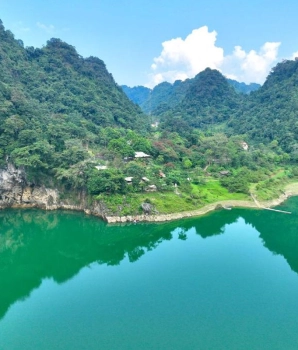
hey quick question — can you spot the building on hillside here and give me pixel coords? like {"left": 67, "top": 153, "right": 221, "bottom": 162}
{"left": 219, "top": 170, "right": 230, "bottom": 176}
{"left": 240, "top": 141, "right": 249, "bottom": 151}
{"left": 95, "top": 165, "right": 107, "bottom": 170}
{"left": 145, "top": 184, "right": 157, "bottom": 192}
{"left": 134, "top": 151, "right": 151, "bottom": 158}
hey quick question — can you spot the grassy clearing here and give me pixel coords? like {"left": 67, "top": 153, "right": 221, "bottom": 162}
{"left": 253, "top": 168, "right": 291, "bottom": 200}
{"left": 98, "top": 180, "right": 249, "bottom": 215}
{"left": 191, "top": 180, "right": 248, "bottom": 203}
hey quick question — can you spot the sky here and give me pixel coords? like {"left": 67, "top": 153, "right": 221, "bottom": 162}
{"left": 1, "top": 0, "right": 298, "bottom": 87}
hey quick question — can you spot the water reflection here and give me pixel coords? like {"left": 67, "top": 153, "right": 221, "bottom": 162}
{"left": 1, "top": 198, "right": 298, "bottom": 320}
{"left": 0, "top": 209, "right": 172, "bottom": 320}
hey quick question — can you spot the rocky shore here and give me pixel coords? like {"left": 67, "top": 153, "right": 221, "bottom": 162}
{"left": 1, "top": 163, "right": 298, "bottom": 224}
{"left": 104, "top": 190, "right": 294, "bottom": 223}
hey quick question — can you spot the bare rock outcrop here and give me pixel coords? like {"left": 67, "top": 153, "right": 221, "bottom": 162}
{"left": 0, "top": 163, "right": 109, "bottom": 219}
{"left": 0, "top": 164, "right": 60, "bottom": 209}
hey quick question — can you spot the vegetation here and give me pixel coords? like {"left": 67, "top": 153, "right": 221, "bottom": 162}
{"left": 121, "top": 75, "right": 260, "bottom": 115}
{"left": 1, "top": 19, "right": 298, "bottom": 217}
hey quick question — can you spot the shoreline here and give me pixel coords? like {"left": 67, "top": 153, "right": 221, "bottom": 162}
{"left": 2, "top": 183, "right": 298, "bottom": 224}
{"left": 104, "top": 183, "right": 298, "bottom": 224}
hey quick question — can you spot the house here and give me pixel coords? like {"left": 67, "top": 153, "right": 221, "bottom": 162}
{"left": 124, "top": 177, "right": 133, "bottom": 183}
{"left": 159, "top": 171, "right": 166, "bottom": 178}
{"left": 240, "top": 141, "right": 249, "bottom": 151}
{"left": 145, "top": 184, "right": 157, "bottom": 192}
{"left": 142, "top": 177, "right": 150, "bottom": 182}
{"left": 134, "top": 152, "right": 151, "bottom": 158}
{"left": 95, "top": 165, "right": 107, "bottom": 170}
{"left": 219, "top": 170, "right": 230, "bottom": 176}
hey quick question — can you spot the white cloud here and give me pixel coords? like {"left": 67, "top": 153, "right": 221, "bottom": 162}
{"left": 37, "top": 22, "right": 55, "bottom": 34}
{"left": 291, "top": 51, "right": 298, "bottom": 59}
{"left": 222, "top": 42, "right": 280, "bottom": 84}
{"left": 148, "top": 27, "right": 281, "bottom": 86}
{"left": 148, "top": 26, "right": 224, "bottom": 87}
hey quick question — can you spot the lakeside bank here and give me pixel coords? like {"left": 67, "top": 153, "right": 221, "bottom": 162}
{"left": 104, "top": 183, "right": 298, "bottom": 223}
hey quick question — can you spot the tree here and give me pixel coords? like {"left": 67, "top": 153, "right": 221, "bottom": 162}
{"left": 87, "top": 169, "right": 126, "bottom": 194}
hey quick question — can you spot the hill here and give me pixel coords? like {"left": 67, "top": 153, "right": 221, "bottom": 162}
{"left": 226, "top": 79, "right": 260, "bottom": 94}
{"left": 0, "top": 22, "right": 148, "bottom": 130}
{"left": 0, "top": 19, "right": 150, "bottom": 179}
{"left": 228, "top": 59, "right": 298, "bottom": 154}
{"left": 121, "top": 76, "right": 259, "bottom": 114}
{"left": 158, "top": 68, "right": 243, "bottom": 134}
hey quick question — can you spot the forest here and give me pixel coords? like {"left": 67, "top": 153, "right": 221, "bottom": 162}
{"left": 1, "top": 18, "right": 298, "bottom": 216}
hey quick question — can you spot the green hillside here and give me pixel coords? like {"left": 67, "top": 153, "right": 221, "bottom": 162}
{"left": 228, "top": 59, "right": 298, "bottom": 154}
{"left": 1, "top": 18, "right": 298, "bottom": 216}
{"left": 121, "top": 75, "right": 259, "bottom": 115}
{"left": 0, "top": 20, "right": 150, "bottom": 182}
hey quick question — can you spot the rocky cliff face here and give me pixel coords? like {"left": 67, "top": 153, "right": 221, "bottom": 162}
{"left": 0, "top": 164, "right": 107, "bottom": 218}
{"left": 0, "top": 163, "right": 59, "bottom": 209}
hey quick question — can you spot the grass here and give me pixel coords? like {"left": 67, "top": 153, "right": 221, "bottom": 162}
{"left": 96, "top": 167, "right": 298, "bottom": 216}
{"left": 98, "top": 180, "right": 249, "bottom": 216}
{"left": 191, "top": 180, "right": 248, "bottom": 203}
{"left": 252, "top": 167, "right": 298, "bottom": 200}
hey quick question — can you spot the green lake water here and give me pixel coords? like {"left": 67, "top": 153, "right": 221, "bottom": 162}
{"left": 1, "top": 198, "right": 298, "bottom": 349}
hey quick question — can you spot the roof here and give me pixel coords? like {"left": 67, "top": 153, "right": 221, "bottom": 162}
{"left": 135, "top": 152, "right": 151, "bottom": 158}
{"left": 95, "top": 165, "right": 107, "bottom": 170}
{"left": 124, "top": 177, "right": 133, "bottom": 182}
{"left": 240, "top": 141, "right": 249, "bottom": 151}
{"left": 219, "top": 170, "right": 230, "bottom": 175}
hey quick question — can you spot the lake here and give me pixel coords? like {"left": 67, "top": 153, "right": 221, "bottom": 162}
{"left": 1, "top": 198, "right": 298, "bottom": 349}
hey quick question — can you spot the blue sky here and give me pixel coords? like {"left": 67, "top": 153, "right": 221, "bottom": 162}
{"left": 1, "top": 0, "right": 298, "bottom": 87}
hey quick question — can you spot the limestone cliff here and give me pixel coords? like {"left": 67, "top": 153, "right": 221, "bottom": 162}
{"left": 0, "top": 163, "right": 107, "bottom": 218}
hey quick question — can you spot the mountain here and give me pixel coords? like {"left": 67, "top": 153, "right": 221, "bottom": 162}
{"left": 226, "top": 79, "right": 260, "bottom": 94}
{"left": 121, "top": 85, "right": 151, "bottom": 108}
{"left": 159, "top": 68, "right": 243, "bottom": 133}
{"left": 0, "top": 19, "right": 151, "bottom": 178}
{"left": 228, "top": 59, "right": 298, "bottom": 154}
{"left": 0, "top": 20, "right": 148, "bottom": 133}
{"left": 121, "top": 76, "right": 259, "bottom": 115}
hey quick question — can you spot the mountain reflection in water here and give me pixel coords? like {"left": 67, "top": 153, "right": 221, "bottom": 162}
{"left": 1, "top": 197, "right": 298, "bottom": 321}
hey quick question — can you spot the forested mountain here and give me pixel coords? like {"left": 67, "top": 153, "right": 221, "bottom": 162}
{"left": 121, "top": 85, "right": 151, "bottom": 109}
{"left": 228, "top": 59, "right": 298, "bottom": 154}
{"left": 121, "top": 76, "right": 259, "bottom": 114}
{"left": 122, "top": 80, "right": 192, "bottom": 114}
{"left": 159, "top": 68, "right": 243, "bottom": 133}
{"left": 0, "top": 21, "right": 147, "bottom": 130}
{"left": 0, "top": 19, "right": 150, "bottom": 180}
{"left": 226, "top": 79, "right": 260, "bottom": 94}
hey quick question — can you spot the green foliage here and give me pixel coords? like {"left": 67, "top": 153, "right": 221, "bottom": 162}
{"left": 220, "top": 174, "right": 250, "bottom": 194}
{"left": 228, "top": 59, "right": 298, "bottom": 153}
{"left": 108, "top": 138, "right": 134, "bottom": 157}
{"left": 122, "top": 75, "right": 259, "bottom": 115}
{"left": 125, "top": 161, "right": 146, "bottom": 179}
{"left": 227, "top": 79, "right": 260, "bottom": 94}
{"left": 87, "top": 169, "right": 126, "bottom": 194}
{"left": 0, "top": 20, "right": 150, "bottom": 186}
